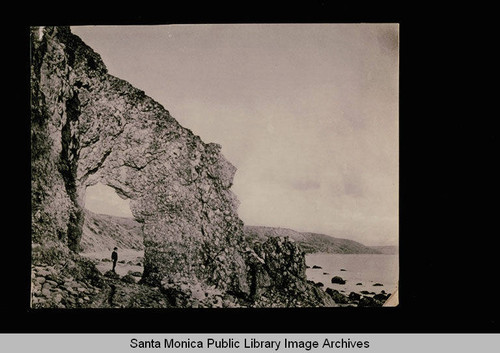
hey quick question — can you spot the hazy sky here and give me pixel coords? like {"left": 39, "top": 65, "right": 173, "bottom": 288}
{"left": 74, "top": 24, "right": 399, "bottom": 246}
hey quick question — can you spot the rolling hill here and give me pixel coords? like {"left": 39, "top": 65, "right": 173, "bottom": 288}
{"left": 81, "top": 212, "right": 383, "bottom": 255}
{"left": 80, "top": 210, "right": 144, "bottom": 253}
{"left": 243, "top": 226, "right": 382, "bottom": 254}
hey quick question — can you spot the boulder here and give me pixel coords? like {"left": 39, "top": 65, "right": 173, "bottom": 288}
{"left": 104, "top": 270, "right": 120, "bottom": 279}
{"left": 373, "top": 293, "right": 389, "bottom": 302}
{"left": 358, "top": 296, "right": 383, "bottom": 307}
{"left": 325, "top": 288, "right": 349, "bottom": 304}
{"left": 121, "top": 274, "right": 137, "bottom": 284}
{"left": 331, "top": 276, "right": 346, "bottom": 284}
{"left": 349, "top": 292, "right": 361, "bottom": 301}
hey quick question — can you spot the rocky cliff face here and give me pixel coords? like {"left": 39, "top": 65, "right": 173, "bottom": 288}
{"left": 30, "top": 26, "right": 334, "bottom": 308}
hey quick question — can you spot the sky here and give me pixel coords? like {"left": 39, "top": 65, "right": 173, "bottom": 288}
{"left": 74, "top": 24, "right": 399, "bottom": 246}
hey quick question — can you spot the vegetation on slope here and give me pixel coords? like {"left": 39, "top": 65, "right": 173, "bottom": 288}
{"left": 244, "top": 226, "right": 382, "bottom": 254}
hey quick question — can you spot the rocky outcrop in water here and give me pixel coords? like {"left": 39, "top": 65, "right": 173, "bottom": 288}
{"left": 30, "top": 26, "right": 334, "bottom": 308}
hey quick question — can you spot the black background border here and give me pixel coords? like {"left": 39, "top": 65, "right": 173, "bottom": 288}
{"left": 6, "top": 1, "right": 498, "bottom": 334}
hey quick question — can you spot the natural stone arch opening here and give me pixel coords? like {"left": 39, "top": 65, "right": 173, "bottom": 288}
{"left": 84, "top": 182, "right": 134, "bottom": 218}
{"left": 80, "top": 182, "right": 145, "bottom": 278}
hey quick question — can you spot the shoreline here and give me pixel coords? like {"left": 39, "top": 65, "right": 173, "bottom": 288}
{"left": 305, "top": 253, "right": 398, "bottom": 307}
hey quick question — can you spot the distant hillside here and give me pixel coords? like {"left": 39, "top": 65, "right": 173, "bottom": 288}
{"left": 370, "top": 245, "right": 398, "bottom": 255}
{"left": 243, "top": 226, "right": 381, "bottom": 254}
{"left": 80, "top": 213, "right": 380, "bottom": 255}
{"left": 80, "top": 210, "right": 144, "bottom": 253}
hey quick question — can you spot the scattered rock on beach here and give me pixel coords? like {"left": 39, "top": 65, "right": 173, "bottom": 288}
{"left": 373, "top": 283, "right": 384, "bottom": 286}
{"left": 349, "top": 292, "right": 361, "bottom": 301}
{"left": 312, "top": 265, "right": 322, "bottom": 269}
{"left": 120, "top": 274, "right": 137, "bottom": 284}
{"left": 31, "top": 260, "right": 106, "bottom": 309}
{"left": 104, "top": 270, "right": 120, "bottom": 279}
{"left": 373, "top": 293, "right": 389, "bottom": 302}
{"left": 331, "top": 276, "right": 346, "bottom": 284}
{"left": 358, "top": 296, "right": 383, "bottom": 307}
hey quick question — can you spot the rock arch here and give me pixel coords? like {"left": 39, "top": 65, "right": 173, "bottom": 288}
{"left": 31, "top": 26, "right": 335, "bottom": 307}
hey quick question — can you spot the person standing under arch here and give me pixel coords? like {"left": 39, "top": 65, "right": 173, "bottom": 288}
{"left": 111, "top": 247, "right": 118, "bottom": 272}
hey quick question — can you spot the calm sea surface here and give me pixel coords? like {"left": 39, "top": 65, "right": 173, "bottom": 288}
{"left": 305, "top": 253, "right": 399, "bottom": 296}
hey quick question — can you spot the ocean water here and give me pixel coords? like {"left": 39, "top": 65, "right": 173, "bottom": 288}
{"left": 305, "top": 253, "right": 399, "bottom": 296}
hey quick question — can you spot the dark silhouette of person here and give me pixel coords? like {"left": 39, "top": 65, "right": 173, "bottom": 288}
{"left": 111, "top": 247, "right": 118, "bottom": 272}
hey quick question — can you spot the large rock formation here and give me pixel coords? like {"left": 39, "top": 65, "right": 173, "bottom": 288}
{"left": 30, "top": 26, "right": 334, "bottom": 308}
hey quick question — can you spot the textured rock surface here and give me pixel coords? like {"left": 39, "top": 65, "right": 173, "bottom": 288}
{"left": 31, "top": 26, "right": 335, "bottom": 308}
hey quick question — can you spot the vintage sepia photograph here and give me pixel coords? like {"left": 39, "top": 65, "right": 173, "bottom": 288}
{"left": 30, "top": 24, "right": 399, "bottom": 309}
